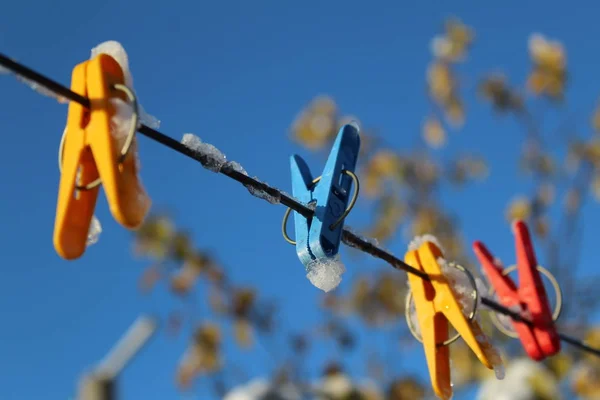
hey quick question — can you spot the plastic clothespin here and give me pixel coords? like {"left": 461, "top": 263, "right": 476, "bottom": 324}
{"left": 290, "top": 124, "right": 360, "bottom": 266}
{"left": 473, "top": 220, "right": 560, "bottom": 361}
{"left": 405, "top": 241, "right": 494, "bottom": 400}
{"left": 53, "top": 54, "right": 150, "bottom": 260}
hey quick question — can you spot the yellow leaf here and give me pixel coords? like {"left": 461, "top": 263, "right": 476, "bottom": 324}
{"left": 527, "top": 69, "right": 548, "bottom": 95}
{"left": 528, "top": 33, "right": 566, "bottom": 72}
{"left": 367, "top": 196, "right": 406, "bottom": 241}
{"left": 233, "top": 319, "right": 254, "bottom": 349}
{"left": 572, "top": 362, "right": 600, "bottom": 398}
{"left": 194, "top": 323, "right": 221, "bottom": 350}
{"left": 170, "top": 266, "right": 200, "bottom": 295}
{"left": 171, "top": 232, "right": 193, "bottom": 262}
{"left": 388, "top": 377, "right": 426, "bottom": 400}
{"left": 351, "top": 277, "right": 370, "bottom": 307}
{"left": 445, "top": 17, "right": 474, "bottom": 48}
{"left": 232, "top": 288, "right": 256, "bottom": 319}
{"left": 446, "top": 96, "right": 465, "bottom": 127}
{"left": 427, "top": 62, "right": 454, "bottom": 104}
{"left": 478, "top": 75, "right": 522, "bottom": 112}
{"left": 423, "top": 117, "right": 446, "bottom": 148}
{"left": 291, "top": 95, "right": 338, "bottom": 150}
{"left": 546, "top": 353, "right": 573, "bottom": 379}
{"left": 506, "top": 196, "right": 531, "bottom": 222}
{"left": 526, "top": 34, "right": 567, "bottom": 100}
{"left": 362, "top": 150, "right": 402, "bottom": 198}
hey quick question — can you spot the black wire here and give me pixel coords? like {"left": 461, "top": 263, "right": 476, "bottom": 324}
{"left": 2, "top": 52, "right": 599, "bottom": 358}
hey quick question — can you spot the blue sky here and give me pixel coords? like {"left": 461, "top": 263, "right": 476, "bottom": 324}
{"left": 2, "top": 1, "right": 600, "bottom": 399}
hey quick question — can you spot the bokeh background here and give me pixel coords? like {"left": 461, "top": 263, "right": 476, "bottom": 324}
{"left": 2, "top": 1, "right": 600, "bottom": 399}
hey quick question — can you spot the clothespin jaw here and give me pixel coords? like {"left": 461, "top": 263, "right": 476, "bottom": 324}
{"left": 473, "top": 220, "right": 560, "bottom": 361}
{"left": 406, "top": 241, "right": 494, "bottom": 400}
{"left": 289, "top": 124, "right": 360, "bottom": 265}
{"left": 53, "top": 54, "right": 150, "bottom": 260}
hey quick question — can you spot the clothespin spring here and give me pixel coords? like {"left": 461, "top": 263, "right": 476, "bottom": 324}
{"left": 487, "top": 264, "right": 563, "bottom": 338}
{"left": 281, "top": 169, "right": 359, "bottom": 245}
{"left": 404, "top": 261, "right": 479, "bottom": 347}
{"left": 57, "top": 83, "right": 139, "bottom": 190}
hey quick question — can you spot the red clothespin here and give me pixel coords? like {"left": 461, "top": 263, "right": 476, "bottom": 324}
{"left": 473, "top": 220, "right": 560, "bottom": 361}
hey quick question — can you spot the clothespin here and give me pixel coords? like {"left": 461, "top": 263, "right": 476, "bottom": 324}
{"left": 473, "top": 220, "right": 561, "bottom": 361}
{"left": 53, "top": 54, "right": 150, "bottom": 260}
{"left": 289, "top": 123, "right": 360, "bottom": 265}
{"left": 405, "top": 240, "right": 495, "bottom": 400}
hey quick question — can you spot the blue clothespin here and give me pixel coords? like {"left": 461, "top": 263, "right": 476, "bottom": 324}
{"left": 290, "top": 123, "right": 361, "bottom": 267}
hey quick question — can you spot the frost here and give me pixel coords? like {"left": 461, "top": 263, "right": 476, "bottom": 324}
{"left": 109, "top": 97, "right": 151, "bottom": 214}
{"left": 341, "top": 226, "right": 381, "bottom": 250}
{"left": 496, "top": 303, "right": 530, "bottom": 333}
{"left": 86, "top": 215, "right": 102, "bottom": 246}
{"left": 225, "top": 161, "right": 248, "bottom": 175}
{"left": 406, "top": 291, "right": 421, "bottom": 338}
{"left": 91, "top": 41, "right": 133, "bottom": 88}
{"left": 91, "top": 40, "right": 160, "bottom": 129}
{"left": 139, "top": 104, "right": 161, "bottom": 129}
{"left": 1, "top": 56, "right": 67, "bottom": 102}
{"left": 16, "top": 75, "right": 68, "bottom": 103}
{"left": 181, "top": 133, "right": 227, "bottom": 172}
{"left": 110, "top": 98, "right": 135, "bottom": 149}
{"left": 408, "top": 234, "right": 444, "bottom": 253}
{"left": 245, "top": 178, "right": 281, "bottom": 204}
{"left": 476, "top": 329, "right": 505, "bottom": 380}
{"left": 344, "top": 226, "right": 380, "bottom": 247}
{"left": 439, "top": 258, "right": 478, "bottom": 315}
{"left": 305, "top": 255, "right": 345, "bottom": 292}
{"left": 348, "top": 120, "right": 361, "bottom": 133}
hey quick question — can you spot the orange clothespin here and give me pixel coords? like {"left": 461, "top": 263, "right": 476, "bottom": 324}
{"left": 53, "top": 54, "right": 150, "bottom": 260}
{"left": 405, "top": 240, "right": 499, "bottom": 400}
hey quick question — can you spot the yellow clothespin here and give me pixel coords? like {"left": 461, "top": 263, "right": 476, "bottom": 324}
{"left": 405, "top": 240, "right": 495, "bottom": 400}
{"left": 53, "top": 54, "right": 150, "bottom": 260}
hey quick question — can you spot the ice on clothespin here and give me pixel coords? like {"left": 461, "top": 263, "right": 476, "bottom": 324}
{"left": 305, "top": 255, "right": 346, "bottom": 293}
{"left": 409, "top": 234, "right": 505, "bottom": 380}
{"left": 86, "top": 215, "right": 102, "bottom": 247}
{"left": 90, "top": 41, "right": 155, "bottom": 219}
{"left": 91, "top": 41, "right": 161, "bottom": 130}
{"left": 439, "top": 257, "right": 505, "bottom": 379}
{"left": 408, "top": 234, "right": 444, "bottom": 253}
{"left": 73, "top": 167, "right": 103, "bottom": 248}
{"left": 110, "top": 97, "right": 152, "bottom": 215}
